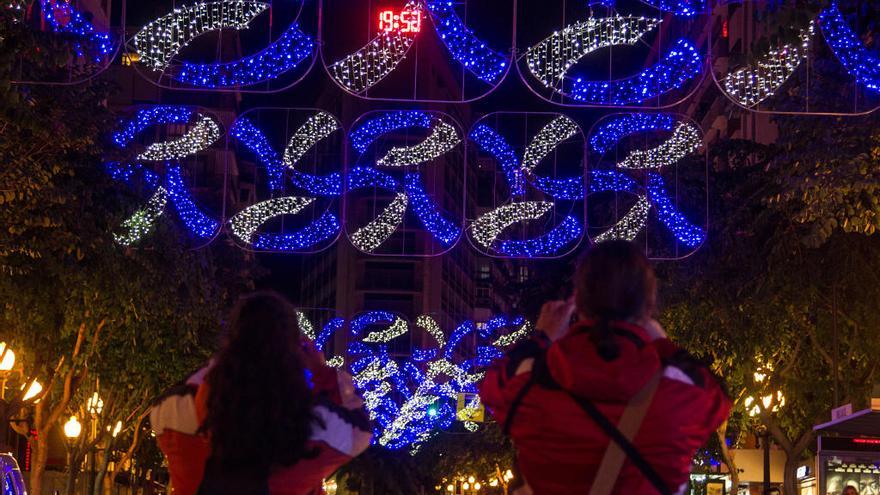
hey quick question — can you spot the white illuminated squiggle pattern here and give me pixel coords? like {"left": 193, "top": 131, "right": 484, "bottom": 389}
{"left": 282, "top": 112, "right": 340, "bottom": 168}
{"left": 415, "top": 315, "right": 445, "bottom": 347}
{"left": 133, "top": 1, "right": 269, "bottom": 71}
{"left": 295, "top": 311, "right": 316, "bottom": 341}
{"left": 525, "top": 16, "right": 662, "bottom": 89}
{"left": 228, "top": 196, "right": 315, "bottom": 245}
{"left": 376, "top": 120, "right": 460, "bottom": 167}
{"left": 617, "top": 122, "right": 701, "bottom": 170}
{"left": 492, "top": 321, "right": 532, "bottom": 347}
{"left": 362, "top": 316, "right": 409, "bottom": 343}
{"left": 350, "top": 193, "right": 409, "bottom": 253}
{"left": 469, "top": 201, "right": 553, "bottom": 249}
{"left": 137, "top": 116, "right": 221, "bottom": 161}
{"left": 328, "top": 3, "right": 421, "bottom": 94}
{"left": 113, "top": 187, "right": 168, "bottom": 246}
{"left": 594, "top": 195, "right": 651, "bottom": 243}
{"left": 722, "top": 22, "right": 814, "bottom": 107}
{"left": 521, "top": 115, "right": 579, "bottom": 173}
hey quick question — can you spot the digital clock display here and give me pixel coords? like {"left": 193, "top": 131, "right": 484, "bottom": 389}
{"left": 378, "top": 8, "right": 421, "bottom": 33}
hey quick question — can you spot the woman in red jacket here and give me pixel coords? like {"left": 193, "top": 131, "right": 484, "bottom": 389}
{"left": 480, "top": 241, "right": 731, "bottom": 495}
{"left": 151, "top": 291, "right": 371, "bottom": 495}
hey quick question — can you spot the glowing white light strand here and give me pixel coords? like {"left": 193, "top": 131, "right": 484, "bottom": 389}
{"left": 525, "top": 16, "right": 662, "bottom": 89}
{"left": 326, "top": 356, "right": 345, "bottom": 368}
{"left": 295, "top": 311, "right": 316, "bottom": 341}
{"left": 350, "top": 193, "right": 409, "bottom": 253}
{"left": 469, "top": 202, "right": 554, "bottom": 249}
{"left": 362, "top": 316, "right": 409, "bottom": 343}
{"left": 521, "top": 116, "right": 579, "bottom": 173}
{"left": 594, "top": 195, "right": 651, "bottom": 243}
{"left": 415, "top": 315, "right": 445, "bottom": 347}
{"left": 282, "top": 112, "right": 340, "bottom": 168}
{"left": 328, "top": 4, "right": 421, "bottom": 94}
{"left": 228, "top": 196, "right": 315, "bottom": 245}
{"left": 376, "top": 120, "right": 460, "bottom": 167}
{"left": 722, "top": 22, "right": 815, "bottom": 108}
{"left": 137, "top": 116, "right": 221, "bottom": 161}
{"left": 133, "top": 1, "right": 269, "bottom": 71}
{"left": 491, "top": 321, "right": 533, "bottom": 347}
{"left": 113, "top": 187, "right": 168, "bottom": 246}
{"left": 617, "top": 122, "right": 701, "bottom": 170}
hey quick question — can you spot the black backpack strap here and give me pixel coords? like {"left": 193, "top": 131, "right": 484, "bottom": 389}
{"left": 565, "top": 392, "right": 671, "bottom": 495}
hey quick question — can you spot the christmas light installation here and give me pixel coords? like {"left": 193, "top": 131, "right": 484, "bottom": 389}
{"left": 639, "top": 0, "right": 702, "bottom": 17}
{"left": 588, "top": 114, "right": 705, "bottom": 247}
{"left": 594, "top": 195, "right": 651, "bottom": 243}
{"left": 469, "top": 201, "right": 554, "bottom": 250}
{"left": 113, "top": 187, "right": 168, "bottom": 246}
{"left": 108, "top": 106, "right": 222, "bottom": 244}
{"left": 568, "top": 38, "right": 703, "bottom": 105}
{"left": 176, "top": 22, "right": 314, "bottom": 88}
{"left": 646, "top": 173, "right": 704, "bottom": 247}
{"left": 228, "top": 196, "right": 314, "bottom": 244}
{"left": 376, "top": 120, "right": 460, "bottom": 167}
{"left": 283, "top": 112, "right": 341, "bottom": 168}
{"left": 350, "top": 111, "right": 432, "bottom": 154}
{"left": 617, "top": 121, "right": 702, "bottom": 170}
{"left": 722, "top": 22, "right": 814, "bottom": 107}
{"left": 40, "top": 0, "right": 114, "bottom": 61}
{"left": 328, "top": 2, "right": 422, "bottom": 94}
{"left": 133, "top": 1, "right": 269, "bottom": 71}
{"left": 137, "top": 116, "right": 222, "bottom": 161}
{"left": 230, "top": 116, "right": 343, "bottom": 195}
{"left": 164, "top": 164, "right": 220, "bottom": 240}
{"left": 350, "top": 193, "right": 410, "bottom": 253}
{"left": 295, "top": 311, "right": 533, "bottom": 449}
{"left": 244, "top": 211, "right": 340, "bottom": 251}
{"left": 424, "top": 0, "right": 508, "bottom": 84}
{"left": 589, "top": 113, "right": 676, "bottom": 154}
{"left": 818, "top": 3, "right": 880, "bottom": 94}
{"left": 496, "top": 216, "right": 583, "bottom": 257}
{"left": 404, "top": 174, "right": 461, "bottom": 247}
{"left": 349, "top": 111, "right": 463, "bottom": 251}
{"left": 525, "top": 16, "right": 661, "bottom": 89}
{"left": 521, "top": 116, "right": 580, "bottom": 173}
{"left": 468, "top": 124, "right": 526, "bottom": 197}
{"left": 295, "top": 311, "right": 316, "bottom": 340}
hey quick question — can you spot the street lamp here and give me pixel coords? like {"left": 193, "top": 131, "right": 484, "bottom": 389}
{"left": 746, "top": 366, "right": 784, "bottom": 495}
{"left": 21, "top": 380, "right": 42, "bottom": 402}
{"left": 0, "top": 343, "right": 15, "bottom": 372}
{"left": 64, "top": 416, "right": 82, "bottom": 440}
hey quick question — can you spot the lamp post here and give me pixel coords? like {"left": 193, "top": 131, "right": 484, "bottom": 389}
{"left": 85, "top": 392, "right": 103, "bottom": 495}
{"left": 747, "top": 381, "right": 785, "bottom": 495}
{"left": 64, "top": 415, "right": 82, "bottom": 495}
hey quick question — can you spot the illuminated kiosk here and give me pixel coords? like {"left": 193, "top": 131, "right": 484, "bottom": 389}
{"left": 814, "top": 406, "right": 880, "bottom": 495}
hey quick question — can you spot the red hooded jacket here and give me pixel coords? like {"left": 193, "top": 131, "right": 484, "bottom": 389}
{"left": 479, "top": 320, "right": 731, "bottom": 495}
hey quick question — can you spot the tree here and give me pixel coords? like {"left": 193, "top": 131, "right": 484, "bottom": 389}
{"left": 0, "top": 16, "right": 255, "bottom": 495}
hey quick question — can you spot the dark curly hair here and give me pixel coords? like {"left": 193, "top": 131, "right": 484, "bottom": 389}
{"left": 201, "top": 291, "right": 318, "bottom": 475}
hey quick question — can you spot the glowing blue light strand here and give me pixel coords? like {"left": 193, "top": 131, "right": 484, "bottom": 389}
{"left": 424, "top": 0, "right": 508, "bottom": 84}
{"left": 589, "top": 113, "right": 677, "bottom": 154}
{"left": 444, "top": 321, "right": 478, "bottom": 360}
{"left": 468, "top": 124, "right": 525, "bottom": 196}
{"left": 639, "top": 0, "right": 702, "bottom": 17}
{"left": 112, "top": 106, "right": 195, "bottom": 149}
{"left": 403, "top": 174, "right": 461, "bottom": 247}
{"left": 176, "top": 23, "right": 315, "bottom": 88}
{"left": 646, "top": 173, "right": 705, "bottom": 247}
{"left": 348, "top": 167, "right": 401, "bottom": 192}
{"left": 351, "top": 311, "right": 399, "bottom": 338}
{"left": 40, "top": 0, "right": 113, "bottom": 61}
{"left": 350, "top": 112, "right": 433, "bottom": 155}
{"left": 104, "top": 162, "right": 160, "bottom": 190}
{"left": 588, "top": 170, "right": 639, "bottom": 194}
{"left": 569, "top": 38, "right": 703, "bottom": 105}
{"left": 496, "top": 216, "right": 582, "bottom": 257}
{"left": 250, "top": 210, "right": 341, "bottom": 251}
{"left": 230, "top": 117, "right": 342, "bottom": 195}
{"left": 818, "top": 3, "right": 880, "bottom": 94}
{"left": 531, "top": 176, "right": 585, "bottom": 200}
{"left": 164, "top": 164, "right": 220, "bottom": 240}
{"left": 314, "top": 318, "right": 345, "bottom": 352}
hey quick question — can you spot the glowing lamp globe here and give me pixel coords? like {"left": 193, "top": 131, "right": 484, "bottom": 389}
{"left": 0, "top": 343, "right": 15, "bottom": 371}
{"left": 63, "top": 416, "right": 82, "bottom": 439}
{"left": 22, "top": 381, "right": 42, "bottom": 401}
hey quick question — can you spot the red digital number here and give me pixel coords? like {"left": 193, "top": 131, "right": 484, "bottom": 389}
{"left": 378, "top": 8, "right": 420, "bottom": 33}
